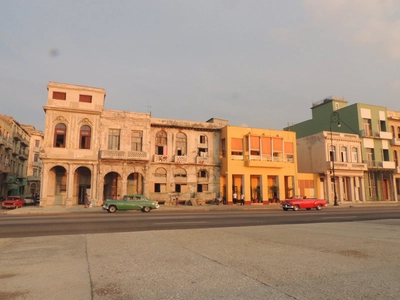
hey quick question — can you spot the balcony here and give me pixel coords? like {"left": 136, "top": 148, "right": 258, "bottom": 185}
{"left": 154, "top": 155, "right": 168, "bottom": 163}
{"left": 326, "top": 161, "right": 367, "bottom": 171}
{"left": 196, "top": 156, "right": 210, "bottom": 164}
{"left": 27, "top": 175, "right": 41, "bottom": 181}
{"left": 379, "top": 131, "right": 392, "bottom": 140}
{"left": 391, "top": 138, "right": 400, "bottom": 146}
{"left": 245, "top": 155, "right": 289, "bottom": 168}
{"left": 174, "top": 155, "right": 188, "bottom": 163}
{"left": 363, "top": 160, "right": 396, "bottom": 169}
{"left": 99, "top": 150, "right": 149, "bottom": 161}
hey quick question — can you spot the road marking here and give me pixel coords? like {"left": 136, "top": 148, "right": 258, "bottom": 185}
{"left": 321, "top": 216, "right": 358, "bottom": 219}
{"left": 155, "top": 221, "right": 207, "bottom": 225}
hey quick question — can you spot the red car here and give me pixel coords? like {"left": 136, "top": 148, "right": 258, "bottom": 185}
{"left": 1, "top": 196, "right": 25, "bottom": 209}
{"left": 281, "top": 198, "right": 327, "bottom": 211}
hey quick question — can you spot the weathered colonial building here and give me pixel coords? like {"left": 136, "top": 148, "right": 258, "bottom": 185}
{"left": 40, "top": 82, "right": 227, "bottom": 207}
{"left": 0, "top": 115, "right": 30, "bottom": 198}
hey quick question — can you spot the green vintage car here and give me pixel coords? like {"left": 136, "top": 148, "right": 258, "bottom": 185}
{"left": 102, "top": 194, "right": 160, "bottom": 213}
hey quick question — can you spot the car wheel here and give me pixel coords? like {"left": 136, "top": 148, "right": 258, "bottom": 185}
{"left": 316, "top": 204, "right": 322, "bottom": 210}
{"left": 293, "top": 205, "right": 300, "bottom": 211}
{"left": 108, "top": 206, "right": 117, "bottom": 213}
{"left": 306, "top": 208, "right": 311, "bottom": 210}
{"left": 283, "top": 208, "right": 289, "bottom": 211}
{"left": 142, "top": 206, "right": 151, "bottom": 213}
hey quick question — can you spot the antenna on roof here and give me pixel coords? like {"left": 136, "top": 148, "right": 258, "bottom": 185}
{"left": 142, "top": 100, "right": 152, "bottom": 116}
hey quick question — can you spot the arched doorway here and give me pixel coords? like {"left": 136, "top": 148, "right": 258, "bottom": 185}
{"left": 74, "top": 167, "right": 92, "bottom": 205}
{"left": 127, "top": 172, "right": 144, "bottom": 194}
{"left": 104, "top": 172, "right": 122, "bottom": 200}
{"left": 48, "top": 166, "right": 67, "bottom": 206}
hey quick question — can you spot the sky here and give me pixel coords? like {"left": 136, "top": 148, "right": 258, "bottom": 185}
{"left": 1, "top": 0, "right": 400, "bottom": 132}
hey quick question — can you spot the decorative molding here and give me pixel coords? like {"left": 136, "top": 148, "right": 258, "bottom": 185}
{"left": 78, "top": 118, "right": 93, "bottom": 127}
{"left": 54, "top": 116, "right": 69, "bottom": 124}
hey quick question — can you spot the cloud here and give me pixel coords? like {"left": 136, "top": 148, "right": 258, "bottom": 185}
{"left": 302, "top": 0, "right": 400, "bottom": 59}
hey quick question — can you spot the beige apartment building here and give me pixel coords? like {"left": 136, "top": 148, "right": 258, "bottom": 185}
{"left": 296, "top": 131, "right": 367, "bottom": 204}
{"left": 21, "top": 125, "right": 43, "bottom": 198}
{"left": 387, "top": 110, "right": 400, "bottom": 198}
{"left": 40, "top": 82, "right": 227, "bottom": 207}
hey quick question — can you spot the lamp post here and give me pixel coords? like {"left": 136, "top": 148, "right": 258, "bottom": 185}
{"left": 330, "top": 112, "right": 341, "bottom": 206}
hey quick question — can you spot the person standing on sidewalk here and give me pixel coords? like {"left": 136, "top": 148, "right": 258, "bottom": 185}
{"left": 233, "top": 192, "right": 238, "bottom": 204}
{"left": 240, "top": 193, "right": 245, "bottom": 205}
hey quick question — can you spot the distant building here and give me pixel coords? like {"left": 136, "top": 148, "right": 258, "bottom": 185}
{"left": 0, "top": 115, "right": 30, "bottom": 198}
{"left": 21, "top": 125, "right": 43, "bottom": 198}
{"left": 287, "top": 97, "right": 397, "bottom": 203}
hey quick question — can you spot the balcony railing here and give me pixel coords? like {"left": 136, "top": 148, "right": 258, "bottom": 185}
{"left": 391, "top": 138, "right": 400, "bottom": 146}
{"left": 326, "top": 161, "right": 367, "bottom": 171}
{"left": 99, "top": 150, "right": 149, "bottom": 161}
{"left": 154, "top": 155, "right": 168, "bottom": 163}
{"left": 363, "top": 160, "right": 396, "bottom": 169}
{"left": 174, "top": 155, "right": 188, "bottom": 163}
{"left": 196, "top": 156, "right": 210, "bottom": 164}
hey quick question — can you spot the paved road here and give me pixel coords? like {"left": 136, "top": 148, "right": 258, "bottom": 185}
{"left": 1, "top": 206, "right": 400, "bottom": 238}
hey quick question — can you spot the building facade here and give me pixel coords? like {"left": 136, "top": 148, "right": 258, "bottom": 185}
{"left": 40, "top": 82, "right": 227, "bottom": 207}
{"left": 220, "top": 126, "right": 298, "bottom": 204}
{"left": 287, "top": 96, "right": 397, "bottom": 203}
{"left": 0, "top": 115, "right": 30, "bottom": 198}
{"left": 21, "top": 125, "right": 43, "bottom": 198}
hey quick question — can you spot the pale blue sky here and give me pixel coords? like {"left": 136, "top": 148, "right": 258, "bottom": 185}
{"left": 1, "top": 0, "right": 399, "bottom": 132}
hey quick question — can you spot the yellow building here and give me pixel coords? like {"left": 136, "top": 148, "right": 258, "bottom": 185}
{"left": 220, "top": 126, "right": 298, "bottom": 204}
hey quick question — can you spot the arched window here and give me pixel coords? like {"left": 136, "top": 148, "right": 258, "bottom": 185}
{"left": 155, "top": 131, "right": 167, "bottom": 155}
{"left": 340, "top": 146, "right": 347, "bottom": 162}
{"left": 54, "top": 123, "right": 66, "bottom": 148}
{"left": 351, "top": 147, "right": 358, "bottom": 162}
{"left": 79, "top": 125, "right": 91, "bottom": 149}
{"left": 176, "top": 132, "right": 187, "bottom": 156}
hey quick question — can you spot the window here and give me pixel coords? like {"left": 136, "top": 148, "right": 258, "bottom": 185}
{"left": 154, "top": 183, "right": 166, "bottom": 193}
{"left": 197, "top": 184, "right": 208, "bottom": 192}
{"left": 363, "top": 118, "right": 372, "bottom": 136}
{"left": 35, "top": 140, "right": 40, "bottom": 147}
{"left": 340, "top": 146, "right": 347, "bottom": 162}
{"left": 53, "top": 123, "right": 66, "bottom": 148}
{"left": 391, "top": 126, "right": 395, "bottom": 138}
{"left": 108, "top": 129, "right": 120, "bottom": 150}
{"left": 198, "top": 169, "right": 208, "bottom": 178}
{"left": 198, "top": 135, "right": 208, "bottom": 156}
{"left": 155, "top": 131, "right": 167, "bottom": 155}
{"left": 79, "top": 125, "right": 91, "bottom": 149}
{"left": 33, "top": 168, "right": 37, "bottom": 177}
{"left": 176, "top": 132, "right": 187, "bottom": 156}
{"left": 131, "top": 131, "right": 142, "bottom": 151}
{"left": 250, "top": 136, "right": 260, "bottom": 156}
{"left": 351, "top": 147, "right": 358, "bottom": 162}
{"left": 53, "top": 91, "right": 66, "bottom": 100}
{"left": 79, "top": 94, "right": 92, "bottom": 103}
{"left": 34, "top": 153, "right": 39, "bottom": 162}
{"left": 394, "top": 150, "right": 398, "bottom": 167}
{"left": 174, "top": 168, "right": 187, "bottom": 178}
{"left": 380, "top": 120, "right": 387, "bottom": 132}
{"left": 221, "top": 138, "right": 226, "bottom": 157}
{"left": 329, "top": 145, "right": 336, "bottom": 162}
{"left": 231, "top": 138, "right": 243, "bottom": 156}
{"left": 366, "top": 148, "right": 374, "bottom": 166}
{"left": 383, "top": 149, "right": 390, "bottom": 161}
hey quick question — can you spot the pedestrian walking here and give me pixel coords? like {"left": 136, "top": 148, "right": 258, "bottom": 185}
{"left": 233, "top": 192, "right": 238, "bottom": 204}
{"left": 84, "top": 193, "right": 89, "bottom": 208}
{"left": 241, "top": 193, "right": 245, "bottom": 205}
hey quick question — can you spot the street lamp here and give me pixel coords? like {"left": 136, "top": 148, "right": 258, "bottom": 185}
{"left": 330, "top": 112, "right": 341, "bottom": 206}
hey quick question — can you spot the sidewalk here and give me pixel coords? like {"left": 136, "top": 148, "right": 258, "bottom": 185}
{"left": 2, "top": 201, "right": 399, "bottom": 215}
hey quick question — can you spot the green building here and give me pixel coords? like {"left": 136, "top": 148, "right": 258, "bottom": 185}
{"left": 287, "top": 96, "right": 397, "bottom": 203}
